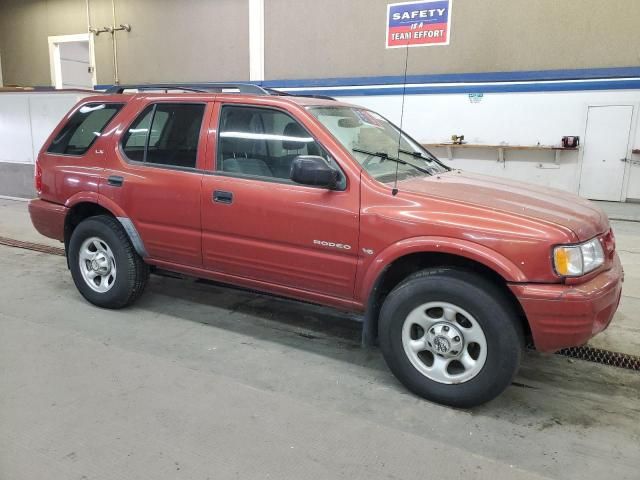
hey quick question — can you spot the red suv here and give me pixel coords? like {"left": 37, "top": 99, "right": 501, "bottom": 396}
{"left": 29, "top": 84, "right": 623, "bottom": 407}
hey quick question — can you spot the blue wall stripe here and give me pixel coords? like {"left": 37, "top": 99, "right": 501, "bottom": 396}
{"left": 258, "top": 66, "right": 640, "bottom": 89}
{"left": 94, "top": 67, "right": 640, "bottom": 96}
{"left": 276, "top": 79, "right": 640, "bottom": 97}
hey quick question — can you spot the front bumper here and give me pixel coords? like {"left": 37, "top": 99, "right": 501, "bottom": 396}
{"left": 509, "top": 253, "right": 623, "bottom": 352}
{"left": 28, "top": 199, "right": 67, "bottom": 242}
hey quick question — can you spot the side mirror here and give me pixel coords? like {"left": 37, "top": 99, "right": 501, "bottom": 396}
{"left": 290, "top": 155, "right": 338, "bottom": 189}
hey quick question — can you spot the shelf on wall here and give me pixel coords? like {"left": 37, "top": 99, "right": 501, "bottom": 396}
{"left": 422, "top": 142, "right": 579, "bottom": 165}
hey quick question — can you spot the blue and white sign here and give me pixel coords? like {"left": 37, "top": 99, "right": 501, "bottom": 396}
{"left": 386, "top": 0, "right": 452, "bottom": 48}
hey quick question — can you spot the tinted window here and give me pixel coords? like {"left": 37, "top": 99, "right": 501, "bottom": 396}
{"left": 122, "top": 105, "right": 153, "bottom": 161}
{"left": 217, "top": 105, "right": 342, "bottom": 185}
{"left": 47, "top": 103, "right": 123, "bottom": 155}
{"left": 121, "top": 103, "right": 204, "bottom": 169}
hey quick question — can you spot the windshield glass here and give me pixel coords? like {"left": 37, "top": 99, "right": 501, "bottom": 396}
{"left": 308, "top": 106, "right": 448, "bottom": 183}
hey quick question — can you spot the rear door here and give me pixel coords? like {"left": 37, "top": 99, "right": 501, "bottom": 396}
{"left": 100, "top": 99, "right": 212, "bottom": 266}
{"left": 200, "top": 101, "right": 360, "bottom": 299}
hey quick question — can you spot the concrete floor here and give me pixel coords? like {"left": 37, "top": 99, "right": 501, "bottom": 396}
{"left": 596, "top": 200, "right": 640, "bottom": 223}
{"left": 1, "top": 198, "right": 640, "bottom": 479}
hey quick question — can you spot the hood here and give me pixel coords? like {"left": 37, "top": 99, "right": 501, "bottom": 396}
{"left": 397, "top": 170, "right": 608, "bottom": 241}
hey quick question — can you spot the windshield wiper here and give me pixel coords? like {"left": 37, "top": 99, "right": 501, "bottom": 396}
{"left": 399, "top": 148, "right": 432, "bottom": 160}
{"left": 352, "top": 147, "right": 431, "bottom": 174}
{"left": 399, "top": 148, "right": 451, "bottom": 171}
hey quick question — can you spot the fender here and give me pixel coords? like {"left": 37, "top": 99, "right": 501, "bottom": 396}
{"left": 64, "top": 191, "right": 126, "bottom": 219}
{"left": 64, "top": 191, "right": 101, "bottom": 210}
{"left": 356, "top": 236, "right": 529, "bottom": 303}
{"left": 64, "top": 192, "right": 148, "bottom": 258}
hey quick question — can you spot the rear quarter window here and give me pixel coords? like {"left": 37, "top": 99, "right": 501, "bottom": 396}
{"left": 47, "top": 102, "right": 124, "bottom": 156}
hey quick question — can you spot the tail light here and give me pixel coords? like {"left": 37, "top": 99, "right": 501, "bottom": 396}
{"left": 34, "top": 161, "right": 43, "bottom": 195}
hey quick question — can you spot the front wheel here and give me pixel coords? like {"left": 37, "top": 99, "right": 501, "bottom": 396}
{"left": 379, "top": 268, "right": 523, "bottom": 408}
{"left": 69, "top": 215, "right": 149, "bottom": 308}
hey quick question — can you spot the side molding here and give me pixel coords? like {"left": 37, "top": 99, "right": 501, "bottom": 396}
{"left": 116, "top": 217, "right": 148, "bottom": 258}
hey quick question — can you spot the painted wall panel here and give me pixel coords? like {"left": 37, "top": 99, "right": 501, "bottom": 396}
{"left": 2, "top": 0, "right": 640, "bottom": 86}
{"left": 0, "top": 95, "right": 34, "bottom": 164}
{"left": 0, "top": 0, "right": 250, "bottom": 87}
{"left": 0, "top": 92, "right": 92, "bottom": 164}
{"left": 264, "top": 0, "right": 640, "bottom": 80}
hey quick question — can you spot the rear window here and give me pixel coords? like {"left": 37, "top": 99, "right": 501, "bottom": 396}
{"left": 121, "top": 103, "right": 205, "bottom": 169}
{"left": 47, "top": 102, "right": 124, "bottom": 156}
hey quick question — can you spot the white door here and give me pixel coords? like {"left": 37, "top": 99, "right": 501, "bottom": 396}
{"left": 48, "top": 34, "right": 96, "bottom": 89}
{"left": 579, "top": 105, "right": 633, "bottom": 201}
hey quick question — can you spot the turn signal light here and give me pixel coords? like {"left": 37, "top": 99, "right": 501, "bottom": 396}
{"left": 553, "top": 237, "right": 605, "bottom": 277}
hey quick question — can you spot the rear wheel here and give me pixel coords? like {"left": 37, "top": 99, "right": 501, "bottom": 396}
{"left": 69, "top": 215, "right": 149, "bottom": 308}
{"left": 379, "top": 268, "right": 523, "bottom": 408}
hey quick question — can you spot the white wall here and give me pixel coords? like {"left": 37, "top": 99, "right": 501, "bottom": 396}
{"left": 0, "top": 91, "right": 94, "bottom": 164}
{"left": 341, "top": 89, "right": 640, "bottom": 201}
{"left": 2, "top": 87, "right": 640, "bottom": 201}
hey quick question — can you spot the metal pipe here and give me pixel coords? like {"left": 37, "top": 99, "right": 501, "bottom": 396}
{"left": 111, "top": 0, "right": 119, "bottom": 85}
{"left": 86, "top": 0, "right": 130, "bottom": 85}
{"left": 85, "top": 0, "right": 91, "bottom": 32}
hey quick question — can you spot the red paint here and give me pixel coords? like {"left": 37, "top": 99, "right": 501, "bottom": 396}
{"left": 387, "top": 23, "right": 448, "bottom": 47}
{"left": 29, "top": 93, "right": 623, "bottom": 351}
{"left": 29, "top": 199, "right": 67, "bottom": 240}
{"left": 510, "top": 254, "right": 623, "bottom": 352}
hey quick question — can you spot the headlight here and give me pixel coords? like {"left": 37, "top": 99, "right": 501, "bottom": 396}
{"left": 553, "top": 237, "right": 605, "bottom": 277}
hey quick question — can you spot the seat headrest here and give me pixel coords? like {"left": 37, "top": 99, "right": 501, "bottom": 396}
{"left": 220, "top": 110, "right": 254, "bottom": 155}
{"left": 282, "top": 122, "right": 309, "bottom": 151}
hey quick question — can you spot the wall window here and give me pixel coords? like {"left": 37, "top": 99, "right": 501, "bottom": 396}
{"left": 47, "top": 103, "right": 123, "bottom": 155}
{"left": 217, "top": 105, "right": 343, "bottom": 185}
{"left": 121, "top": 103, "right": 204, "bottom": 169}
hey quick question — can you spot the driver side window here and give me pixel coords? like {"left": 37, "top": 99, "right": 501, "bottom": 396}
{"left": 216, "top": 105, "right": 341, "bottom": 184}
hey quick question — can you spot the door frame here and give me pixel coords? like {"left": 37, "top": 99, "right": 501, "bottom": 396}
{"left": 48, "top": 33, "right": 97, "bottom": 89}
{"left": 578, "top": 102, "right": 639, "bottom": 202}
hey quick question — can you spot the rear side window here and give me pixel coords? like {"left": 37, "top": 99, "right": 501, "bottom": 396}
{"left": 47, "top": 103, "right": 123, "bottom": 155}
{"left": 121, "top": 103, "right": 205, "bottom": 169}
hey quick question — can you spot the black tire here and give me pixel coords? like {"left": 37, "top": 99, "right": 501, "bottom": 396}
{"left": 69, "top": 215, "right": 149, "bottom": 308}
{"left": 379, "top": 268, "right": 523, "bottom": 408}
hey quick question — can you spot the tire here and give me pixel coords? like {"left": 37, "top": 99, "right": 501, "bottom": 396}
{"left": 68, "top": 215, "right": 149, "bottom": 309}
{"left": 379, "top": 268, "right": 523, "bottom": 408}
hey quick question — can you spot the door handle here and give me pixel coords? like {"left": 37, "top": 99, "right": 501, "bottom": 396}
{"left": 107, "top": 175, "right": 124, "bottom": 187}
{"left": 213, "top": 190, "right": 233, "bottom": 204}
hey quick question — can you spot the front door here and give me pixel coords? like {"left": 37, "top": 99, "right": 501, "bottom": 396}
{"left": 201, "top": 103, "right": 360, "bottom": 299}
{"left": 579, "top": 105, "right": 633, "bottom": 201}
{"left": 101, "top": 100, "right": 210, "bottom": 266}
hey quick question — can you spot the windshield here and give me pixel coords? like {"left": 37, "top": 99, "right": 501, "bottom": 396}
{"left": 308, "top": 106, "right": 448, "bottom": 183}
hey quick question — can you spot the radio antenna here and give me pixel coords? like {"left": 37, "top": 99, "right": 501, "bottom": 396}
{"left": 392, "top": 40, "right": 410, "bottom": 196}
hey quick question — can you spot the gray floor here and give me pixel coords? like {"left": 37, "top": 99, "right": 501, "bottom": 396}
{"left": 1, "top": 198, "right": 640, "bottom": 479}
{"left": 595, "top": 200, "right": 640, "bottom": 222}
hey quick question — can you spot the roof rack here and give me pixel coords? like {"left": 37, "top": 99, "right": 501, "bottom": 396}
{"left": 104, "top": 83, "right": 335, "bottom": 100}
{"left": 105, "top": 83, "right": 271, "bottom": 95}
{"left": 262, "top": 87, "right": 336, "bottom": 101}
